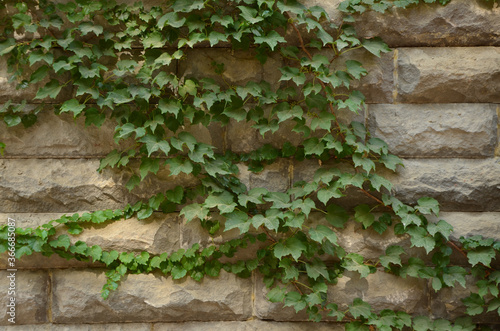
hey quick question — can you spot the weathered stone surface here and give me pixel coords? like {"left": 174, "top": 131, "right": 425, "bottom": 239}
{"left": 384, "top": 158, "right": 500, "bottom": 212}
{"left": 0, "top": 159, "right": 198, "bottom": 213}
{"left": 368, "top": 104, "right": 498, "bottom": 157}
{"left": 179, "top": 49, "right": 283, "bottom": 86}
{"left": 51, "top": 269, "right": 252, "bottom": 323}
{"left": 353, "top": 0, "right": 500, "bottom": 47}
{"left": 255, "top": 270, "right": 428, "bottom": 321}
{"left": 432, "top": 212, "right": 500, "bottom": 242}
{"left": 3, "top": 324, "right": 152, "bottom": 330}
{"left": 396, "top": 47, "right": 500, "bottom": 103}
{"left": 155, "top": 320, "right": 345, "bottom": 330}
{"left": 0, "top": 270, "right": 48, "bottom": 325}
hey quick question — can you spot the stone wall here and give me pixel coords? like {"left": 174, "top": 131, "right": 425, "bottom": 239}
{"left": 1, "top": 0, "right": 500, "bottom": 329}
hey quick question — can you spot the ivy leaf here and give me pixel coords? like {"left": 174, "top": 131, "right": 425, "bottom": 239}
{"left": 349, "top": 298, "right": 372, "bottom": 319}
{"left": 166, "top": 157, "right": 193, "bottom": 176}
{"left": 284, "top": 291, "right": 306, "bottom": 312}
{"left": 171, "top": 265, "right": 187, "bottom": 279}
{"left": 354, "top": 204, "right": 375, "bottom": 228}
{"left": 30, "top": 65, "right": 49, "bottom": 84}
{"left": 60, "top": 99, "right": 85, "bottom": 117}
{"left": 224, "top": 211, "right": 251, "bottom": 234}
{"left": 252, "top": 214, "right": 279, "bottom": 232}
{"left": 309, "top": 225, "right": 337, "bottom": 245}
{"left": 345, "top": 60, "right": 367, "bottom": 79}
{"left": 369, "top": 174, "right": 392, "bottom": 191}
{"left": 172, "top": 0, "right": 205, "bottom": 12}
{"left": 279, "top": 66, "right": 306, "bottom": 85}
{"left": 462, "top": 293, "right": 484, "bottom": 316}
{"left": 0, "top": 38, "right": 16, "bottom": 56}
{"left": 342, "top": 253, "right": 372, "bottom": 278}
{"left": 303, "top": 137, "right": 325, "bottom": 156}
{"left": 412, "top": 315, "right": 433, "bottom": 331}
{"left": 267, "top": 286, "right": 286, "bottom": 303}
{"left": 254, "top": 30, "right": 286, "bottom": 51}
{"left": 305, "top": 259, "right": 330, "bottom": 280}
{"left": 49, "top": 235, "right": 71, "bottom": 250}
{"left": 273, "top": 236, "right": 307, "bottom": 261}
{"left": 467, "top": 247, "right": 496, "bottom": 267}
{"left": 361, "top": 37, "right": 391, "bottom": 57}
{"left": 380, "top": 245, "right": 405, "bottom": 268}
{"left": 4, "top": 115, "right": 21, "bottom": 127}
{"left": 101, "top": 250, "right": 119, "bottom": 265}
{"left": 35, "top": 79, "right": 62, "bottom": 100}
{"left": 352, "top": 153, "right": 375, "bottom": 174}
{"left": 326, "top": 204, "right": 349, "bottom": 228}
{"left": 79, "top": 22, "right": 103, "bottom": 36}
{"left": 380, "top": 154, "right": 403, "bottom": 171}
{"left": 427, "top": 220, "right": 453, "bottom": 240}
{"left": 238, "top": 6, "right": 264, "bottom": 24}
{"left": 180, "top": 203, "right": 209, "bottom": 222}
{"left": 279, "top": 258, "right": 299, "bottom": 281}
{"left": 416, "top": 197, "right": 440, "bottom": 216}
{"left": 204, "top": 191, "right": 236, "bottom": 214}
{"left": 407, "top": 226, "right": 435, "bottom": 254}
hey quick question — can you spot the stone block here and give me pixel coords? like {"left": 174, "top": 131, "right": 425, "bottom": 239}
{"left": 0, "top": 159, "right": 198, "bottom": 213}
{"left": 384, "top": 158, "right": 500, "bottom": 212}
{"left": 368, "top": 104, "right": 498, "bottom": 157}
{"left": 255, "top": 270, "right": 428, "bottom": 321}
{"left": 179, "top": 49, "right": 283, "bottom": 86}
{"left": 0, "top": 270, "right": 48, "bottom": 325}
{"left": 353, "top": 0, "right": 500, "bottom": 47}
{"left": 3, "top": 324, "right": 152, "bottom": 331}
{"left": 51, "top": 269, "right": 253, "bottom": 323}
{"left": 396, "top": 47, "right": 500, "bottom": 103}
{"left": 155, "top": 320, "right": 345, "bottom": 330}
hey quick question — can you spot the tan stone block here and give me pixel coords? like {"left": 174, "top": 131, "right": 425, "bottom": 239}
{"left": 368, "top": 104, "right": 498, "bottom": 157}
{"left": 51, "top": 269, "right": 253, "bottom": 323}
{"left": 0, "top": 270, "right": 48, "bottom": 325}
{"left": 396, "top": 47, "right": 500, "bottom": 103}
{"left": 155, "top": 320, "right": 345, "bottom": 330}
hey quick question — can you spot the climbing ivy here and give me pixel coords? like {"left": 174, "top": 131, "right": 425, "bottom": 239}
{"left": 0, "top": 0, "right": 498, "bottom": 329}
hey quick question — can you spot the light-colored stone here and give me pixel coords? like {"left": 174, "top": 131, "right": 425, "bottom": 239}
{"left": 255, "top": 270, "right": 428, "bottom": 321}
{"left": 385, "top": 158, "right": 500, "bottom": 212}
{"left": 155, "top": 320, "right": 345, "bottom": 330}
{"left": 51, "top": 269, "right": 253, "bottom": 323}
{"left": 0, "top": 159, "right": 198, "bottom": 213}
{"left": 3, "top": 324, "right": 152, "bottom": 331}
{"left": 396, "top": 47, "right": 500, "bottom": 103}
{"left": 368, "top": 104, "right": 498, "bottom": 157}
{"left": 0, "top": 270, "right": 48, "bottom": 325}
{"left": 353, "top": 0, "right": 500, "bottom": 47}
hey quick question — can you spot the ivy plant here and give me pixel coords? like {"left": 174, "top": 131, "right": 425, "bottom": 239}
{"left": 0, "top": 0, "right": 499, "bottom": 329}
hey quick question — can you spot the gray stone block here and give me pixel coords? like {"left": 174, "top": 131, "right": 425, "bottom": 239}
{"left": 368, "top": 104, "right": 498, "bottom": 157}
{"left": 155, "top": 320, "right": 345, "bottom": 330}
{"left": 0, "top": 270, "right": 48, "bottom": 325}
{"left": 51, "top": 269, "right": 253, "bottom": 323}
{"left": 396, "top": 47, "right": 500, "bottom": 103}
{"left": 3, "top": 324, "right": 152, "bottom": 330}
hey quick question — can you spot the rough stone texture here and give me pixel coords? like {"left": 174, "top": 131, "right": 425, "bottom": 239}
{"left": 155, "top": 320, "right": 345, "bottom": 330}
{"left": 0, "top": 270, "right": 49, "bottom": 325}
{"left": 51, "top": 269, "right": 253, "bottom": 323}
{"left": 396, "top": 47, "right": 500, "bottom": 103}
{"left": 0, "top": 159, "right": 198, "bottom": 213}
{"left": 353, "top": 0, "right": 500, "bottom": 47}
{"left": 385, "top": 158, "right": 500, "bottom": 212}
{"left": 255, "top": 270, "right": 428, "bottom": 321}
{"left": 3, "top": 324, "right": 152, "bottom": 331}
{"left": 178, "top": 49, "right": 283, "bottom": 86}
{"left": 368, "top": 104, "right": 498, "bottom": 157}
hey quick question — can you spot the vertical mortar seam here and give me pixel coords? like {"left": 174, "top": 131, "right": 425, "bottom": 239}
{"left": 251, "top": 270, "right": 257, "bottom": 319}
{"left": 496, "top": 105, "right": 500, "bottom": 156}
{"left": 47, "top": 269, "right": 53, "bottom": 323}
{"left": 393, "top": 49, "right": 399, "bottom": 104}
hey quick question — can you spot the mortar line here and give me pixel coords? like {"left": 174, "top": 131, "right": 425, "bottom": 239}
{"left": 392, "top": 49, "right": 399, "bottom": 104}
{"left": 47, "top": 269, "right": 53, "bottom": 323}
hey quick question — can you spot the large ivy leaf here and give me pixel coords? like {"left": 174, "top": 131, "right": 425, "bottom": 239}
{"left": 35, "top": 79, "right": 62, "bottom": 99}
{"left": 273, "top": 236, "right": 307, "bottom": 261}
{"left": 361, "top": 37, "right": 391, "bottom": 57}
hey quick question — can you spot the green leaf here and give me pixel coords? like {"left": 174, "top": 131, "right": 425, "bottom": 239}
{"left": 166, "top": 157, "right": 193, "bottom": 176}
{"left": 101, "top": 250, "right": 119, "bottom": 265}
{"left": 352, "top": 153, "right": 375, "bottom": 174}
{"left": 427, "top": 220, "right": 453, "bottom": 240}
{"left": 345, "top": 60, "right": 367, "bottom": 79}
{"left": 171, "top": 265, "right": 187, "bottom": 279}
{"left": 380, "top": 154, "right": 403, "bottom": 171}
{"left": 267, "top": 286, "right": 286, "bottom": 302}
{"left": 79, "top": 22, "right": 103, "bottom": 36}
{"left": 172, "top": 0, "right": 204, "bottom": 12}
{"left": 224, "top": 211, "right": 250, "bottom": 234}
{"left": 305, "top": 259, "right": 330, "bottom": 280}
{"left": 139, "top": 158, "right": 160, "bottom": 179}
{"left": 309, "top": 225, "right": 337, "bottom": 245}
{"left": 349, "top": 298, "right": 372, "bottom": 319}
{"left": 49, "top": 235, "right": 71, "bottom": 250}
{"left": 413, "top": 315, "right": 433, "bottom": 331}
{"left": 254, "top": 30, "right": 286, "bottom": 51}
{"left": 204, "top": 191, "right": 236, "bottom": 214}
{"left": 35, "top": 79, "right": 62, "bottom": 100}
{"left": 416, "top": 197, "right": 440, "bottom": 216}
{"left": 462, "top": 293, "right": 484, "bottom": 316}
{"left": 279, "top": 66, "right": 306, "bottom": 85}
{"left": 467, "top": 246, "right": 496, "bottom": 267}
{"left": 342, "top": 253, "right": 372, "bottom": 278}
{"left": 4, "top": 115, "right": 21, "bottom": 127}
{"left": 303, "top": 137, "right": 325, "bottom": 156}
{"left": 0, "top": 38, "right": 16, "bottom": 56}
{"left": 361, "top": 37, "right": 391, "bottom": 57}
{"left": 284, "top": 291, "right": 307, "bottom": 312}
{"left": 354, "top": 204, "right": 375, "bottom": 228}
{"left": 380, "top": 245, "right": 405, "bottom": 269}
{"left": 180, "top": 203, "right": 209, "bottom": 222}
{"left": 326, "top": 204, "right": 349, "bottom": 228}
{"left": 273, "top": 236, "right": 307, "bottom": 261}
{"left": 238, "top": 6, "right": 264, "bottom": 24}
{"left": 30, "top": 65, "right": 49, "bottom": 84}
{"left": 407, "top": 226, "right": 435, "bottom": 254}
{"left": 60, "top": 99, "right": 85, "bottom": 117}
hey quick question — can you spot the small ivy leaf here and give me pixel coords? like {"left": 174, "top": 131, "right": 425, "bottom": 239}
{"left": 412, "top": 315, "right": 433, "bottom": 331}
{"left": 352, "top": 153, "right": 375, "bottom": 174}
{"left": 349, "top": 298, "right": 372, "bottom": 319}
{"left": 461, "top": 293, "right": 484, "bottom": 316}
{"left": 4, "top": 115, "right": 21, "bottom": 127}
{"left": 367, "top": 137, "right": 389, "bottom": 155}
{"left": 79, "top": 22, "right": 103, "bottom": 36}
{"left": 379, "top": 245, "right": 405, "bottom": 269}
{"left": 267, "top": 286, "right": 286, "bottom": 303}
{"left": 172, "top": 0, "right": 205, "bottom": 12}
{"left": 0, "top": 38, "right": 16, "bottom": 56}
{"left": 279, "top": 258, "right": 299, "bottom": 281}
{"left": 416, "top": 197, "right": 440, "bottom": 216}
{"left": 139, "top": 158, "right": 160, "bottom": 180}
{"left": 369, "top": 174, "right": 393, "bottom": 192}
{"left": 427, "top": 220, "right": 453, "bottom": 240}
{"left": 88, "top": 245, "right": 102, "bottom": 261}
{"left": 284, "top": 291, "right": 307, "bottom": 313}
{"left": 49, "top": 234, "right": 71, "bottom": 250}
{"left": 158, "top": 12, "right": 186, "bottom": 28}
{"left": 442, "top": 266, "right": 467, "bottom": 288}
{"left": 180, "top": 203, "right": 209, "bottom": 223}
{"left": 354, "top": 204, "right": 375, "bottom": 228}
{"left": 305, "top": 259, "right": 330, "bottom": 281}
{"left": 303, "top": 137, "right": 325, "bottom": 156}
{"left": 273, "top": 236, "right": 307, "bottom": 261}
{"left": 345, "top": 60, "right": 367, "bottom": 79}
{"left": 101, "top": 250, "right": 119, "bottom": 265}
{"left": 279, "top": 66, "right": 306, "bottom": 86}
{"left": 467, "top": 246, "right": 496, "bottom": 267}
{"left": 254, "top": 30, "right": 286, "bottom": 51}
{"left": 342, "top": 253, "right": 372, "bottom": 278}
{"left": 29, "top": 65, "right": 49, "bottom": 84}
{"left": 361, "top": 37, "right": 391, "bottom": 57}
{"left": 35, "top": 79, "right": 62, "bottom": 100}
{"left": 309, "top": 225, "right": 337, "bottom": 245}
{"left": 137, "top": 207, "right": 153, "bottom": 220}
{"left": 406, "top": 226, "right": 435, "bottom": 254}
{"left": 166, "top": 157, "right": 193, "bottom": 176}
{"left": 60, "top": 99, "right": 85, "bottom": 117}
{"left": 252, "top": 214, "right": 279, "bottom": 232}
{"left": 171, "top": 265, "right": 187, "bottom": 279}
{"left": 380, "top": 154, "right": 403, "bottom": 171}
{"left": 326, "top": 204, "right": 349, "bottom": 228}
{"left": 224, "top": 211, "right": 251, "bottom": 234}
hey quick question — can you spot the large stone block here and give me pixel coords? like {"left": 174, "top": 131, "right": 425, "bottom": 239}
{"left": 51, "top": 269, "right": 253, "bottom": 323}
{"left": 0, "top": 159, "right": 198, "bottom": 213}
{"left": 396, "top": 47, "right": 500, "bottom": 103}
{"left": 353, "top": 0, "right": 500, "bottom": 47}
{"left": 155, "top": 320, "right": 345, "bottom": 330}
{"left": 368, "top": 104, "right": 498, "bottom": 157}
{"left": 2, "top": 324, "right": 152, "bottom": 331}
{"left": 255, "top": 270, "right": 429, "bottom": 321}
{"left": 0, "top": 270, "right": 48, "bottom": 325}
{"left": 385, "top": 158, "right": 500, "bottom": 212}
{"left": 178, "top": 49, "right": 283, "bottom": 86}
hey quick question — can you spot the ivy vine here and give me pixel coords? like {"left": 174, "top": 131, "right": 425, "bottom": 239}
{"left": 0, "top": 0, "right": 499, "bottom": 329}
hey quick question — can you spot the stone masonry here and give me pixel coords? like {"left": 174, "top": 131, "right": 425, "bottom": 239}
{"left": 1, "top": 0, "right": 500, "bottom": 329}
